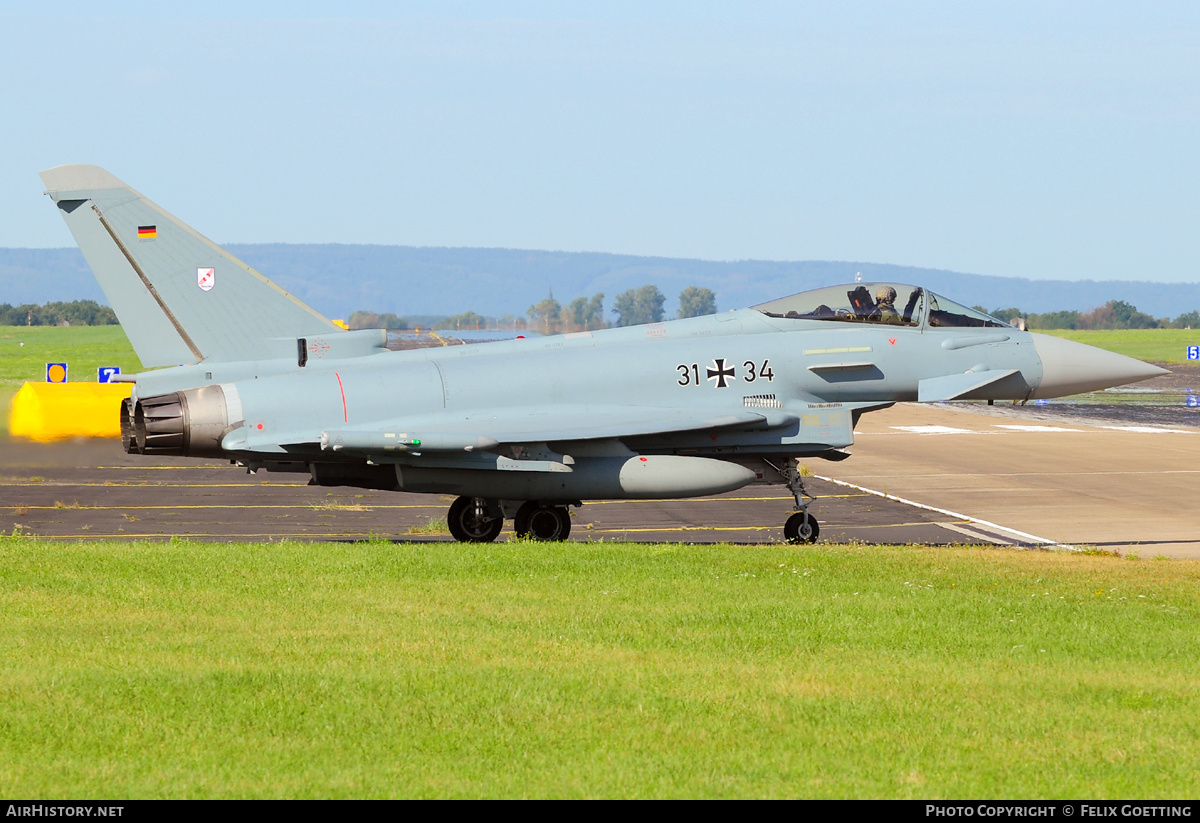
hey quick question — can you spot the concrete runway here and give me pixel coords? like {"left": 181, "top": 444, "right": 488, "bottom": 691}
{"left": 2, "top": 402, "right": 1197, "bottom": 554}
{"left": 816, "top": 402, "right": 1200, "bottom": 558}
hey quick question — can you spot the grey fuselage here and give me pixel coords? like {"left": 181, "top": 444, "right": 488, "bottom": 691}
{"left": 40, "top": 163, "right": 1167, "bottom": 529}
{"left": 128, "top": 307, "right": 1045, "bottom": 500}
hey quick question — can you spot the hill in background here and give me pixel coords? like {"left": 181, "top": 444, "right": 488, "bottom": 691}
{"left": 3, "top": 245, "right": 1198, "bottom": 321}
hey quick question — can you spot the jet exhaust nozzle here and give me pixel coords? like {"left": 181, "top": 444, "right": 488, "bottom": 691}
{"left": 130, "top": 385, "right": 231, "bottom": 457}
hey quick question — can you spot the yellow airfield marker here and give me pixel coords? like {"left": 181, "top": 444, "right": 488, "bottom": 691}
{"left": 8, "top": 382, "right": 131, "bottom": 441}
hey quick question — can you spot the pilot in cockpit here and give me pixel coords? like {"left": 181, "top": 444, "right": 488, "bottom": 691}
{"left": 871, "top": 286, "right": 901, "bottom": 323}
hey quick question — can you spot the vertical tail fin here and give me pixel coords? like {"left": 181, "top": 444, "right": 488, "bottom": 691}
{"left": 40, "top": 164, "right": 339, "bottom": 367}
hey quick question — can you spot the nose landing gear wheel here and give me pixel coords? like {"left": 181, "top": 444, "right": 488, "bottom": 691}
{"left": 513, "top": 502, "right": 572, "bottom": 541}
{"left": 447, "top": 496, "right": 503, "bottom": 543}
{"left": 784, "top": 511, "right": 819, "bottom": 544}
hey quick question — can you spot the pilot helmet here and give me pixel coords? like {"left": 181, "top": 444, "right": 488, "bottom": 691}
{"left": 876, "top": 286, "right": 897, "bottom": 305}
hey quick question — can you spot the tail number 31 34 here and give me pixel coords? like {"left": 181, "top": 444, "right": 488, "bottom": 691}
{"left": 676, "top": 359, "right": 774, "bottom": 387}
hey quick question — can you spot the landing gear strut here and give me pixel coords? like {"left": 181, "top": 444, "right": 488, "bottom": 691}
{"left": 768, "top": 459, "right": 820, "bottom": 544}
{"left": 447, "top": 496, "right": 503, "bottom": 543}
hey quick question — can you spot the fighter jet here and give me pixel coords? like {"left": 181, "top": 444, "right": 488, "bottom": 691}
{"left": 40, "top": 164, "right": 1167, "bottom": 543}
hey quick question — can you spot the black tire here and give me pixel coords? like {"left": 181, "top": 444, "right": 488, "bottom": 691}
{"left": 447, "top": 496, "right": 503, "bottom": 543}
{"left": 784, "top": 511, "right": 819, "bottom": 544}
{"left": 513, "top": 502, "right": 571, "bottom": 541}
{"left": 119, "top": 397, "right": 134, "bottom": 454}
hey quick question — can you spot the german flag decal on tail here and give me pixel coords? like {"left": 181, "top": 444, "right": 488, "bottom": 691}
{"left": 137, "top": 225, "right": 157, "bottom": 239}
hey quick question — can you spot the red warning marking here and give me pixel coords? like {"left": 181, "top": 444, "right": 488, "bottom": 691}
{"left": 335, "top": 372, "right": 348, "bottom": 422}
{"left": 889, "top": 338, "right": 897, "bottom": 346}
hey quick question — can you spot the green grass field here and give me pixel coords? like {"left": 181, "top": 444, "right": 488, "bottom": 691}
{"left": 0, "top": 325, "right": 142, "bottom": 386}
{"left": 1034, "top": 328, "right": 1200, "bottom": 364}
{"left": 2, "top": 537, "right": 1197, "bottom": 799}
{"left": 0, "top": 325, "right": 142, "bottom": 437}
{"left": 2, "top": 326, "right": 1198, "bottom": 797}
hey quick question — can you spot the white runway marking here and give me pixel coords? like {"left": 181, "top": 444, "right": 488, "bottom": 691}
{"left": 939, "top": 522, "right": 1014, "bottom": 546}
{"left": 993, "top": 424, "right": 1083, "bottom": 432}
{"left": 814, "top": 474, "right": 1073, "bottom": 550}
{"left": 828, "top": 469, "right": 1200, "bottom": 480}
{"left": 886, "top": 423, "right": 1196, "bottom": 436}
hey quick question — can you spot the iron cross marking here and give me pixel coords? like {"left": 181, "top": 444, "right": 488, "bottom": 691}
{"left": 706, "top": 358, "right": 735, "bottom": 388}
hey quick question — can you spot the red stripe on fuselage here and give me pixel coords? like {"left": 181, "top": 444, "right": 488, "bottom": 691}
{"left": 335, "top": 372, "right": 348, "bottom": 422}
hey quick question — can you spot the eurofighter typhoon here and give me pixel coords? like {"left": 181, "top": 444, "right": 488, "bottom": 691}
{"left": 40, "top": 165, "right": 1166, "bottom": 543}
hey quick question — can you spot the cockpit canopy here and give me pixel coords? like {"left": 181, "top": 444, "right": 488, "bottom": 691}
{"left": 752, "top": 283, "right": 1011, "bottom": 329}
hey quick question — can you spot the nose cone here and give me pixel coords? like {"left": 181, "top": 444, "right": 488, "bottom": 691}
{"left": 1030, "top": 333, "right": 1168, "bottom": 399}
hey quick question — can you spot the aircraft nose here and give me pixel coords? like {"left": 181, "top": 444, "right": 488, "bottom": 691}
{"left": 1030, "top": 333, "right": 1168, "bottom": 399}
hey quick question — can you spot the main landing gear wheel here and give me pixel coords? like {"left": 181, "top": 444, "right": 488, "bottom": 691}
{"left": 447, "top": 496, "right": 503, "bottom": 543}
{"left": 784, "top": 511, "right": 819, "bottom": 544}
{"left": 513, "top": 502, "right": 572, "bottom": 541}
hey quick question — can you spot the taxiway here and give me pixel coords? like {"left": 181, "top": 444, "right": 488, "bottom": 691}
{"left": 3, "top": 402, "right": 1197, "bottom": 555}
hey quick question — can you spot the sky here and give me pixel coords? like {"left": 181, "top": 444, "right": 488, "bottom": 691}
{"left": 2, "top": 1, "right": 1198, "bottom": 283}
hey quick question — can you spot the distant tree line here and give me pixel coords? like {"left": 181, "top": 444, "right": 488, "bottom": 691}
{"left": 35, "top": 292, "right": 1192, "bottom": 335}
{"left": 982, "top": 300, "right": 1200, "bottom": 330}
{"left": 0, "top": 300, "right": 118, "bottom": 326}
{"left": 435, "top": 311, "right": 492, "bottom": 331}
{"left": 611, "top": 284, "right": 717, "bottom": 325}
{"left": 525, "top": 285, "right": 719, "bottom": 332}
{"left": 346, "top": 311, "right": 410, "bottom": 331}
{"left": 347, "top": 309, "right": 530, "bottom": 332}
{"left": 527, "top": 291, "right": 606, "bottom": 333}
{"left": 334, "top": 286, "right": 721, "bottom": 334}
